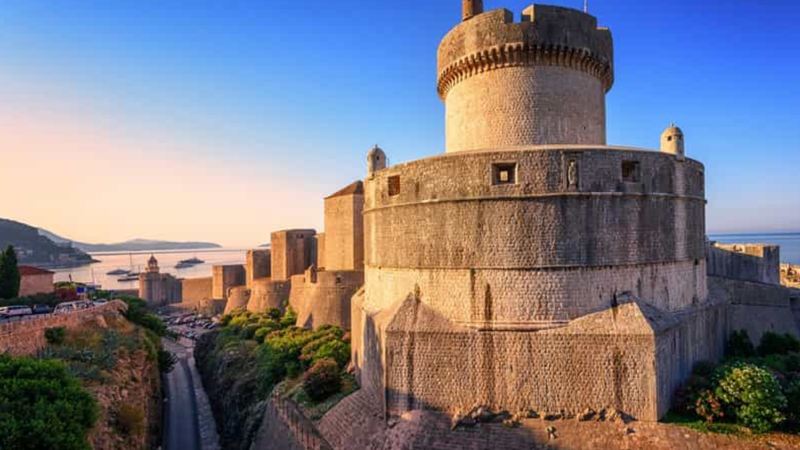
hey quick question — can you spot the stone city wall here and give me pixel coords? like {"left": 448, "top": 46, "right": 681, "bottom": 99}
{"left": 246, "top": 249, "right": 271, "bottom": 287}
{"left": 223, "top": 286, "right": 252, "bottom": 315}
{"left": 709, "top": 275, "right": 799, "bottom": 343}
{"left": 212, "top": 265, "right": 245, "bottom": 300}
{"left": 707, "top": 243, "right": 780, "bottom": 285}
{"left": 379, "top": 297, "right": 663, "bottom": 421}
{"left": 317, "top": 234, "right": 326, "bottom": 271}
{"left": 363, "top": 148, "right": 706, "bottom": 328}
{"left": 0, "top": 301, "right": 127, "bottom": 356}
{"left": 323, "top": 192, "right": 364, "bottom": 272}
{"left": 364, "top": 261, "right": 706, "bottom": 329}
{"left": 290, "top": 270, "right": 363, "bottom": 330}
{"left": 246, "top": 278, "right": 292, "bottom": 313}
{"left": 182, "top": 277, "right": 213, "bottom": 305}
{"left": 271, "top": 230, "right": 317, "bottom": 281}
{"left": 654, "top": 301, "right": 728, "bottom": 419}
{"left": 250, "top": 394, "right": 333, "bottom": 450}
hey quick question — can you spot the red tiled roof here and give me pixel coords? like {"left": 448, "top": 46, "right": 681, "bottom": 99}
{"left": 19, "top": 265, "right": 55, "bottom": 276}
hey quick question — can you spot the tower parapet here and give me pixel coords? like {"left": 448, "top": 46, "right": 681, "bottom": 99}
{"left": 438, "top": 4, "right": 614, "bottom": 152}
{"left": 462, "top": 0, "right": 483, "bottom": 21}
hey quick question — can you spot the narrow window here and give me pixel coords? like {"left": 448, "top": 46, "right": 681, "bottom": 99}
{"left": 335, "top": 275, "right": 342, "bottom": 285}
{"left": 388, "top": 175, "right": 401, "bottom": 196}
{"left": 621, "top": 161, "right": 641, "bottom": 183}
{"left": 492, "top": 163, "right": 517, "bottom": 185}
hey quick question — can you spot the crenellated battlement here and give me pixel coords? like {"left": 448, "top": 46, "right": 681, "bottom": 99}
{"left": 437, "top": 6, "right": 614, "bottom": 100}
{"left": 437, "top": 5, "right": 614, "bottom": 153}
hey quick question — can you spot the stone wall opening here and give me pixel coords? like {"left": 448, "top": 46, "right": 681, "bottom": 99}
{"left": 388, "top": 175, "right": 401, "bottom": 196}
{"left": 622, "top": 160, "right": 641, "bottom": 183}
{"left": 492, "top": 162, "right": 517, "bottom": 185}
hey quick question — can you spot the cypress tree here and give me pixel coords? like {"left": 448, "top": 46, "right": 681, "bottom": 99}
{"left": 0, "top": 245, "right": 21, "bottom": 299}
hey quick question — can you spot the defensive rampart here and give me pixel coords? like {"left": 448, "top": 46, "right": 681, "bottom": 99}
{"left": 0, "top": 301, "right": 128, "bottom": 356}
{"left": 247, "top": 278, "right": 292, "bottom": 313}
{"left": 182, "top": 276, "right": 214, "bottom": 305}
{"left": 364, "top": 146, "right": 707, "bottom": 330}
{"left": 707, "top": 243, "right": 780, "bottom": 285}
{"left": 250, "top": 394, "right": 333, "bottom": 450}
{"left": 290, "top": 269, "right": 363, "bottom": 330}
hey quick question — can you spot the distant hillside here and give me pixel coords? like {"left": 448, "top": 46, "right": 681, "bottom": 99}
{"left": 0, "top": 219, "right": 96, "bottom": 268}
{"left": 38, "top": 229, "right": 222, "bottom": 253}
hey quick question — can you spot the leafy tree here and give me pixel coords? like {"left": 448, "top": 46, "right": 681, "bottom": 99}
{"left": 0, "top": 355, "right": 97, "bottom": 450}
{"left": 0, "top": 245, "right": 21, "bottom": 299}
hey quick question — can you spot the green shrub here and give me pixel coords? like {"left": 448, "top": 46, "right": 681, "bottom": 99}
{"left": 313, "top": 340, "right": 350, "bottom": 369}
{"left": 694, "top": 389, "right": 724, "bottom": 423}
{"left": 280, "top": 307, "right": 298, "bottom": 328}
{"left": 674, "top": 374, "right": 712, "bottom": 414}
{"left": 759, "top": 332, "right": 800, "bottom": 356}
{"left": 726, "top": 330, "right": 756, "bottom": 359}
{"left": 715, "top": 363, "right": 786, "bottom": 432}
{"left": 692, "top": 360, "right": 717, "bottom": 378}
{"left": 302, "top": 358, "right": 341, "bottom": 402}
{"left": 0, "top": 355, "right": 97, "bottom": 450}
{"left": 785, "top": 377, "right": 800, "bottom": 421}
{"left": 45, "top": 326, "right": 67, "bottom": 345}
{"left": 267, "top": 308, "right": 282, "bottom": 321}
{"left": 239, "top": 323, "right": 261, "bottom": 340}
{"left": 115, "top": 404, "right": 144, "bottom": 436}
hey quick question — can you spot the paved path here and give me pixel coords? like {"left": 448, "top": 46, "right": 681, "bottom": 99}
{"left": 163, "top": 339, "right": 202, "bottom": 450}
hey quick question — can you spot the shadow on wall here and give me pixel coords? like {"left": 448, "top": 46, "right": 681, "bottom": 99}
{"left": 354, "top": 287, "right": 732, "bottom": 423}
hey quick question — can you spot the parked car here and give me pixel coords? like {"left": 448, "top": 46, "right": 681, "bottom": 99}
{"left": 93, "top": 299, "right": 108, "bottom": 306}
{"left": 0, "top": 305, "right": 34, "bottom": 319}
{"left": 31, "top": 304, "right": 52, "bottom": 315}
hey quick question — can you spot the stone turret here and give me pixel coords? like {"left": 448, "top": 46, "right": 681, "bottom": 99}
{"left": 367, "top": 145, "right": 386, "bottom": 177}
{"left": 661, "top": 123, "right": 685, "bottom": 161}
{"left": 438, "top": 4, "right": 614, "bottom": 152}
{"left": 462, "top": 0, "right": 483, "bottom": 21}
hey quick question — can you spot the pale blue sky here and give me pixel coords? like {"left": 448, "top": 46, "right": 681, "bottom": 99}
{"left": 1, "top": 0, "right": 798, "bottom": 246}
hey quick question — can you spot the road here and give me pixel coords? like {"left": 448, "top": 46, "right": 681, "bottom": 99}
{"left": 163, "top": 338, "right": 202, "bottom": 450}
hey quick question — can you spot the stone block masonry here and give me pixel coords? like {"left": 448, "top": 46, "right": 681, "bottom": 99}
{"left": 707, "top": 243, "right": 780, "bottom": 285}
{"left": 0, "top": 301, "right": 127, "bottom": 356}
{"left": 246, "top": 249, "right": 271, "bottom": 287}
{"left": 212, "top": 265, "right": 245, "bottom": 300}
{"left": 182, "top": 277, "right": 213, "bottom": 305}
{"left": 271, "top": 229, "right": 317, "bottom": 281}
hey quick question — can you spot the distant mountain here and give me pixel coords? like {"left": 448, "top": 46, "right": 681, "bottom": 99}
{"left": 0, "top": 219, "right": 97, "bottom": 268}
{"left": 38, "top": 229, "right": 222, "bottom": 253}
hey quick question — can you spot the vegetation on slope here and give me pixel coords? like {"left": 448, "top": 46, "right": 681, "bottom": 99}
{"left": 668, "top": 330, "right": 800, "bottom": 435}
{"left": 0, "top": 355, "right": 97, "bottom": 450}
{"left": 38, "top": 311, "right": 165, "bottom": 449}
{"left": 195, "top": 308, "right": 354, "bottom": 450}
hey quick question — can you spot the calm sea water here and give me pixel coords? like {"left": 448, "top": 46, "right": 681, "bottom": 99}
{"left": 709, "top": 233, "right": 800, "bottom": 265}
{"left": 52, "top": 233, "right": 800, "bottom": 291}
{"left": 53, "top": 248, "right": 247, "bottom": 291}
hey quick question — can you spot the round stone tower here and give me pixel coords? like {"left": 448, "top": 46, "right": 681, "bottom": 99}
{"left": 355, "top": 2, "right": 709, "bottom": 423}
{"left": 438, "top": 5, "right": 614, "bottom": 152}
